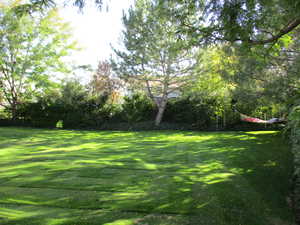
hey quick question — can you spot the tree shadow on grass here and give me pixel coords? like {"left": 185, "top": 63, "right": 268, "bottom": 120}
{"left": 0, "top": 128, "right": 295, "bottom": 225}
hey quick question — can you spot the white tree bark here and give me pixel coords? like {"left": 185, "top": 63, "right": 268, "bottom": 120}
{"left": 154, "top": 97, "right": 167, "bottom": 126}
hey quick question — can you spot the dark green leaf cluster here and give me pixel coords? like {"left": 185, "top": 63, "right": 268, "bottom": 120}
{"left": 287, "top": 106, "right": 300, "bottom": 224}
{"left": 121, "top": 94, "right": 155, "bottom": 124}
{"left": 169, "top": 0, "right": 300, "bottom": 46}
{"left": 11, "top": 0, "right": 103, "bottom": 15}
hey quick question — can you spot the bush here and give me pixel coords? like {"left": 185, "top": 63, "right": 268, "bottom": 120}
{"left": 164, "top": 97, "right": 213, "bottom": 129}
{"left": 16, "top": 100, "right": 63, "bottom": 128}
{"left": 288, "top": 106, "right": 300, "bottom": 224}
{"left": 121, "top": 94, "right": 156, "bottom": 123}
{"left": 1, "top": 91, "right": 279, "bottom": 132}
{"left": 62, "top": 95, "right": 112, "bottom": 129}
{"left": 0, "top": 119, "right": 33, "bottom": 127}
{"left": 0, "top": 108, "right": 9, "bottom": 119}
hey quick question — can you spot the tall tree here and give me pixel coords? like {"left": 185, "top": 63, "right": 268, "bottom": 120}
{"left": 13, "top": 0, "right": 300, "bottom": 45}
{"left": 89, "top": 61, "right": 120, "bottom": 101}
{"left": 167, "top": 0, "right": 300, "bottom": 47}
{"left": 111, "top": 0, "right": 197, "bottom": 126}
{"left": 0, "top": 5, "right": 77, "bottom": 119}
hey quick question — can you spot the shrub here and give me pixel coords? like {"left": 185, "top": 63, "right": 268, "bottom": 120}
{"left": 121, "top": 94, "right": 156, "bottom": 123}
{"left": 288, "top": 105, "right": 300, "bottom": 224}
{"left": 62, "top": 95, "right": 111, "bottom": 129}
{"left": 0, "top": 119, "right": 32, "bottom": 127}
{"left": 164, "top": 97, "right": 212, "bottom": 129}
{"left": 15, "top": 100, "right": 62, "bottom": 128}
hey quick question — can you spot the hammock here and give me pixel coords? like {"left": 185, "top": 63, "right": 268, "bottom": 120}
{"left": 240, "top": 113, "right": 285, "bottom": 124}
{"left": 231, "top": 100, "right": 286, "bottom": 124}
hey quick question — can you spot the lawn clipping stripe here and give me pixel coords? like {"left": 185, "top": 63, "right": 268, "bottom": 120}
{"left": 0, "top": 128, "right": 294, "bottom": 225}
{"left": 0, "top": 203, "right": 198, "bottom": 225}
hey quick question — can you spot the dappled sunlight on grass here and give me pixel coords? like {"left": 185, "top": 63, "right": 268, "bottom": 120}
{"left": 0, "top": 207, "right": 30, "bottom": 219}
{"left": 198, "top": 172, "right": 235, "bottom": 185}
{"left": 0, "top": 128, "right": 294, "bottom": 225}
{"left": 103, "top": 219, "right": 135, "bottom": 225}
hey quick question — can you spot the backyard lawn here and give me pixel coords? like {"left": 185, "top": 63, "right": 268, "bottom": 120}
{"left": 0, "top": 127, "right": 294, "bottom": 225}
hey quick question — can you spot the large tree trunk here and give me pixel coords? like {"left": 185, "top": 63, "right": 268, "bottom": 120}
{"left": 155, "top": 98, "right": 167, "bottom": 126}
{"left": 144, "top": 80, "right": 169, "bottom": 126}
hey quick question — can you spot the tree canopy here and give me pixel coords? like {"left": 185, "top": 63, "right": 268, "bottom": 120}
{"left": 10, "top": 0, "right": 300, "bottom": 47}
{"left": 167, "top": 0, "right": 300, "bottom": 47}
{"left": 2, "top": 0, "right": 104, "bottom": 14}
{"left": 0, "top": 5, "right": 77, "bottom": 119}
{"left": 111, "top": 0, "right": 198, "bottom": 125}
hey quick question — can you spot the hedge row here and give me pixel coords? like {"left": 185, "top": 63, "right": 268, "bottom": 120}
{"left": 0, "top": 119, "right": 57, "bottom": 128}
{"left": 0, "top": 118, "right": 280, "bottom": 132}
{"left": 289, "top": 106, "right": 300, "bottom": 225}
{"left": 0, "top": 94, "right": 282, "bottom": 131}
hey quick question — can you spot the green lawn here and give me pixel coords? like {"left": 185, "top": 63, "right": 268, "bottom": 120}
{"left": 0, "top": 127, "right": 294, "bottom": 225}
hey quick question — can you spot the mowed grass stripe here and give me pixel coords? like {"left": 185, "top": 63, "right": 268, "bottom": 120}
{"left": 0, "top": 127, "right": 294, "bottom": 225}
{"left": 0, "top": 203, "right": 206, "bottom": 225}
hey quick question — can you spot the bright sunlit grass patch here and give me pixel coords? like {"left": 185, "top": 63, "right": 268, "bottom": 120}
{"left": 0, "top": 127, "right": 294, "bottom": 225}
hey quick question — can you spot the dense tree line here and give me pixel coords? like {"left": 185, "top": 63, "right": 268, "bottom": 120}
{"left": 0, "top": 1, "right": 290, "bottom": 130}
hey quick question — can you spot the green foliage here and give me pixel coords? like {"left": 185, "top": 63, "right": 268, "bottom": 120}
{"left": 8, "top": 0, "right": 104, "bottom": 14}
{"left": 164, "top": 97, "right": 212, "bottom": 129}
{"left": 56, "top": 81, "right": 111, "bottom": 129}
{"left": 3, "top": 90, "right": 277, "bottom": 131}
{"left": 121, "top": 94, "right": 155, "bottom": 123}
{"left": 0, "top": 6, "right": 77, "bottom": 119}
{"left": 0, "top": 108, "right": 9, "bottom": 119}
{"left": 170, "top": 0, "right": 299, "bottom": 47}
{"left": 9, "top": 80, "right": 115, "bottom": 129}
{"left": 16, "top": 100, "right": 63, "bottom": 128}
{"left": 63, "top": 96, "right": 110, "bottom": 129}
{"left": 0, "top": 119, "right": 33, "bottom": 127}
{"left": 287, "top": 105, "right": 300, "bottom": 223}
{"left": 111, "top": 0, "right": 196, "bottom": 125}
